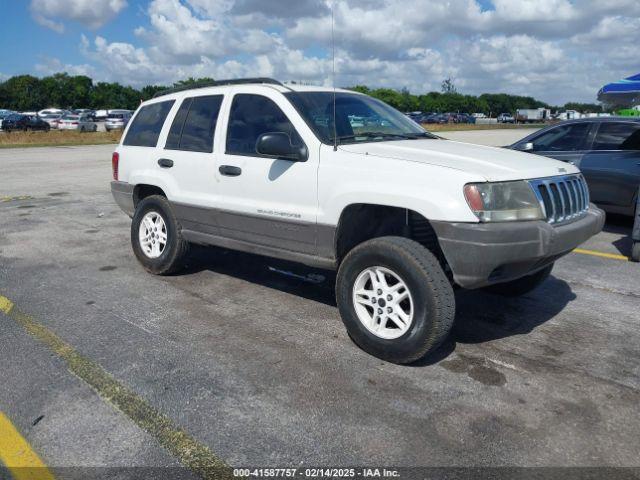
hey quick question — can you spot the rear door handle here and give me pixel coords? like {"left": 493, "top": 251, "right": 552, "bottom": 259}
{"left": 219, "top": 165, "right": 242, "bottom": 177}
{"left": 158, "top": 158, "right": 174, "bottom": 168}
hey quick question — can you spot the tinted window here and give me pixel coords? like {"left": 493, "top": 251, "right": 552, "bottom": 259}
{"left": 123, "top": 101, "right": 174, "bottom": 147}
{"left": 226, "top": 94, "right": 302, "bottom": 156}
{"left": 530, "top": 123, "right": 590, "bottom": 152}
{"left": 592, "top": 122, "right": 640, "bottom": 150}
{"left": 166, "top": 95, "right": 223, "bottom": 153}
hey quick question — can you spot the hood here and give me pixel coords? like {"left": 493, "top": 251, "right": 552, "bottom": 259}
{"left": 339, "top": 139, "right": 580, "bottom": 182}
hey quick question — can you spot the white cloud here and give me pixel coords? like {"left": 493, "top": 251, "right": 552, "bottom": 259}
{"left": 30, "top": 0, "right": 127, "bottom": 32}
{"left": 42, "top": 0, "right": 640, "bottom": 104}
{"left": 35, "top": 57, "right": 95, "bottom": 77}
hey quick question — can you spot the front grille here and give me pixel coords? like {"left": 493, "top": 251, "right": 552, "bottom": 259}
{"left": 528, "top": 174, "right": 589, "bottom": 224}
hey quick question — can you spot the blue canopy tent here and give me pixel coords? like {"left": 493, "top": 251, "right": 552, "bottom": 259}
{"left": 598, "top": 73, "right": 640, "bottom": 107}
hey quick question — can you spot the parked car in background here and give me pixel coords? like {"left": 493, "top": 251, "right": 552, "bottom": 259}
{"left": 58, "top": 113, "right": 98, "bottom": 132}
{"left": 38, "top": 108, "right": 65, "bottom": 117}
{"left": 405, "top": 111, "right": 423, "bottom": 122}
{"left": 497, "top": 113, "right": 515, "bottom": 123}
{"left": 0, "top": 109, "right": 15, "bottom": 130}
{"left": 422, "top": 113, "right": 448, "bottom": 124}
{"left": 40, "top": 113, "right": 63, "bottom": 129}
{"left": 455, "top": 113, "right": 474, "bottom": 124}
{"left": 94, "top": 110, "right": 109, "bottom": 120}
{"left": 2, "top": 114, "right": 50, "bottom": 132}
{"left": 105, "top": 110, "right": 132, "bottom": 131}
{"left": 73, "top": 109, "right": 94, "bottom": 116}
{"left": 510, "top": 117, "right": 640, "bottom": 217}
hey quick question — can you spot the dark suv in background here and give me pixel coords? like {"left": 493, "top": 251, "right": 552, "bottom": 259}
{"left": 510, "top": 118, "right": 640, "bottom": 218}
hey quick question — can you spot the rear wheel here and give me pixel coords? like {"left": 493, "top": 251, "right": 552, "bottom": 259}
{"left": 631, "top": 242, "right": 640, "bottom": 263}
{"left": 484, "top": 263, "right": 553, "bottom": 297}
{"left": 336, "top": 236, "right": 455, "bottom": 364}
{"left": 131, "top": 195, "right": 189, "bottom": 275}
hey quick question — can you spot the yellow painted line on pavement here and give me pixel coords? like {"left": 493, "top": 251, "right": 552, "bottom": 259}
{"left": 573, "top": 248, "right": 630, "bottom": 262}
{"left": 1, "top": 195, "right": 33, "bottom": 203}
{"left": 0, "top": 294, "right": 232, "bottom": 480}
{"left": 0, "top": 412, "right": 55, "bottom": 480}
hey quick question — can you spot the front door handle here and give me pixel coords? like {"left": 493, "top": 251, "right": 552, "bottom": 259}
{"left": 158, "top": 158, "right": 174, "bottom": 168}
{"left": 219, "top": 165, "right": 242, "bottom": 177}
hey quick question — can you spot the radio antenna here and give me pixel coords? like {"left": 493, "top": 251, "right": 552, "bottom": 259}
{"left": 331, "top": 2, "right": 338, "bottom": 151}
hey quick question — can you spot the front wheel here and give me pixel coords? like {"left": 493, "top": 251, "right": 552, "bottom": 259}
{"left": 336, "top": 236, "right": 455, "bottom": 364}
{"left": 631, "top": 242, "right": 640, "bottom": 263}
{"left": 131, "top": 195, "right": 189, "bottom": 275}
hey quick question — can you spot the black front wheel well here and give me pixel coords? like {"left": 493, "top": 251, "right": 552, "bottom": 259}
{"left": 334, "top": 204, "right": 450, "bottom": 277}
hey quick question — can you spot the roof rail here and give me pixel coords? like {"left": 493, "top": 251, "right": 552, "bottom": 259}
{"left": 152, "top": 78, "right": 284, "bottom": 98}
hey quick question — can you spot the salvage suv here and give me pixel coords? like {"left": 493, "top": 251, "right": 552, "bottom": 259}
{"left": 111, "top": 78, "right": 604, "bottom": 364}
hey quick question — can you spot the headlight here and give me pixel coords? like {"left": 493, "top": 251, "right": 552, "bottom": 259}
{"left": 464, "top": 181, "right": 544, "bottom": 222}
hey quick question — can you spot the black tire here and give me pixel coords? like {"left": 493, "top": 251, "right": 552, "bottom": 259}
{"left": 336, "top": 236, "right": 455, "bottom": 364}
{"left": 631, "top": 242, "right": 640, "bottom": 263}
{"left": 131, "top": 195, "right": 189, "bottom": 275}
{"left": 484, "top": 263, "right": 554, "bottom": 297}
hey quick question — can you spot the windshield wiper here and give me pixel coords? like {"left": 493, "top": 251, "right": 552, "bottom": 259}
{"left": 333, "top": 131, "right": 438, "bottom": 144}
{"left": 334, "top": 132, "right": 412, "bottom": 144}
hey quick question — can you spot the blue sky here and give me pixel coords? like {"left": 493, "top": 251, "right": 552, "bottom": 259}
{"left": 2, "top": 0, "right": 639, "bottom": 104}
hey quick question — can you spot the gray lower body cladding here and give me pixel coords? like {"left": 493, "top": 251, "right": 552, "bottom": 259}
{"left": 111, "top": 181, "right": 135, "bottom": 217}
{"left": 173, "top": 202, "right": 336, "bottom": 269}
{"left": 431, "top": 205, "right": 606, "bottom": 289}
{"left": 110, "top": 181, "right": 336, "bottom": 269}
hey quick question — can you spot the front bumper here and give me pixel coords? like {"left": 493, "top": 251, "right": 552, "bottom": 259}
{"left": 432, "top": 205, "right": 605, "bottom": 289}
{"left": 111, "top": 181, "right": 135, "bottom": 217}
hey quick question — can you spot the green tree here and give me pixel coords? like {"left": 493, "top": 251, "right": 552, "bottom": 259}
{"left": 172, "top": 77, "right": 215, "bottom": 88}
{"left": 1, "top": 75, "right": 46, "bottom": 111}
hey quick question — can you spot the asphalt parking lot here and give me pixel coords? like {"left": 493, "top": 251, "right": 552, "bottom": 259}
{"left": 1, "top": 135, "right": 639, "bottom": 477}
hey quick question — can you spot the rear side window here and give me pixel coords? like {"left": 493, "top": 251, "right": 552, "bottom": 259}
{"left": 592, "top": 122, "right": 640, "bottom": 151}
{"left": 226, "top": 94, "right": 302, "bottom": 156}
{"left": 165, "top": 95, "right": 223, "bottom": 153}
{"left": 123, "top": 101, "right": 174, "bottom": 147}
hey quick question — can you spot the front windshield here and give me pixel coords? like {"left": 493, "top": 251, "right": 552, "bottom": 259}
{"left": 285, "top": 92, "right": 437, "bottom": 145}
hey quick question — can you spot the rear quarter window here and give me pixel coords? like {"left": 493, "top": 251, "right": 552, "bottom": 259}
{"left": 123, "top": 101, "right": 175, "bottom": 147}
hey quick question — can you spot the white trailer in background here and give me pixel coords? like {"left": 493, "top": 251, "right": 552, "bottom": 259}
{"left": 516, "top": 108, "right": 551, "bottom": 123}
{"left": 556, "top": 110, "right": 582, "bottom": 121}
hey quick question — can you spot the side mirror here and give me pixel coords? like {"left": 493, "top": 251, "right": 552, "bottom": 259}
{"left": 518, "top": 142, "right": 534, "bottom": 152}
{"left": 256, "top": 132, "right": 308, "bottom": 162}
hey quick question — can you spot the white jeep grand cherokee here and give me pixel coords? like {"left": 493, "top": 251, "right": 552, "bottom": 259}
{"left": 111, "top": 78, "right": 604, "bottom": 364}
